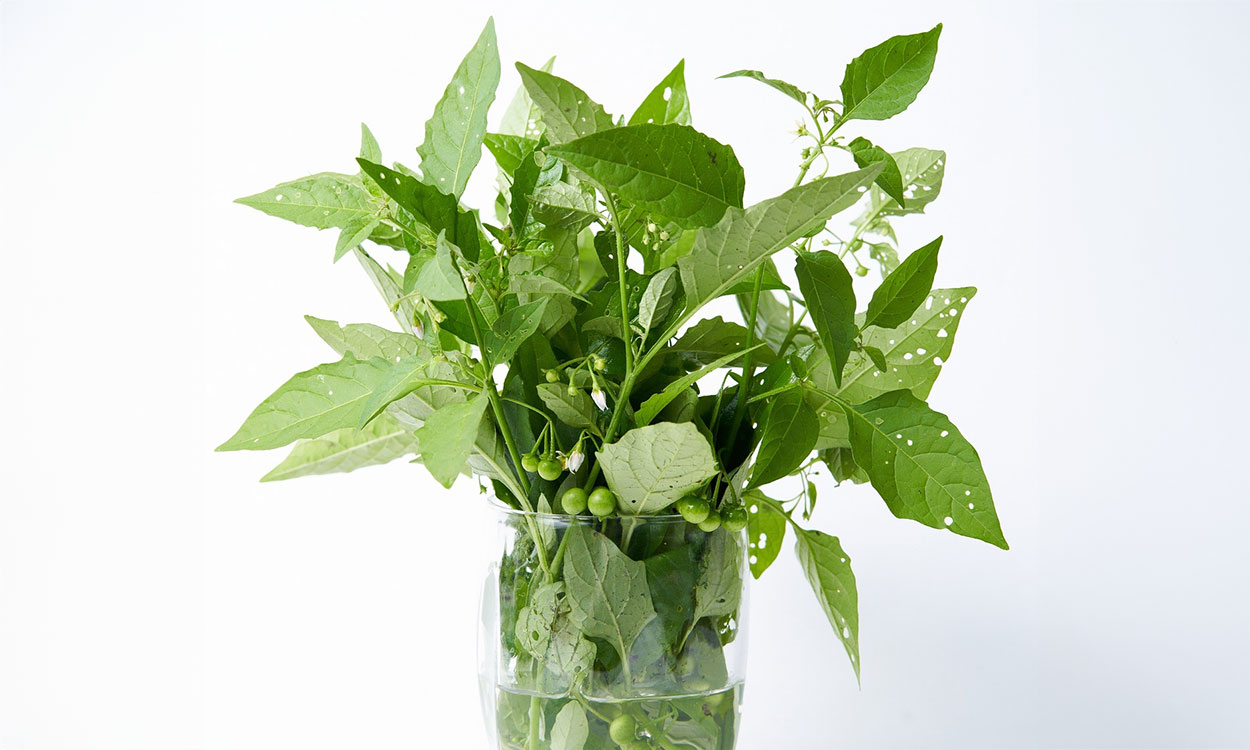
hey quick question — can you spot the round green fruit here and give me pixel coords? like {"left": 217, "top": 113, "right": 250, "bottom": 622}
{"left": 520, "top": 453, "right": 540, "bottom": 473}
{"left": 608, "top": 714, "right": 637, "bottom": 744}
{"left": 545, "top": 369, "right": 561, "bottom": 383}
{"left": 537, "top": 458, "right": 563, "bottom": 481}
{"left": 677, "top": 496, "right": 710, "bottom": 525}
{"left": 721, "top": 506, "right": 749, "bottom": 532}
{"left": 561, "top": 487, "right": 589, "bottom": 515}
{"left": 697, "top": 511, "right": 723, "bottom": 533}
{"left": 588, "top": 487, "right": 617, "bottom": 517}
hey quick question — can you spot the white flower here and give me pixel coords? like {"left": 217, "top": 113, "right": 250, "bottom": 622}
{"left": 591, "top": 388, "right": 607, "bottom": 410}
{"left": 565, "top": 449, "right": 585, "bottom": 473}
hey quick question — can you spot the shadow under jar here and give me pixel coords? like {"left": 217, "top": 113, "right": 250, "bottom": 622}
{"left": 479, "top": 502, "right": 750, "bottom": 750}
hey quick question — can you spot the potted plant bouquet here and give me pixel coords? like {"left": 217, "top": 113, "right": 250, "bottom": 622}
{"left": 219, "top": 18, "right": 1007, "bottom": 750}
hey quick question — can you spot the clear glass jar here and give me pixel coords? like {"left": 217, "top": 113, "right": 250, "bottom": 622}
{"left": 479, "top": 502, "right": 750, "bottom": 750}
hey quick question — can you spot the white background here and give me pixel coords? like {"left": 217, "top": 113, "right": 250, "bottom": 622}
{"left": 3, "top": 1, "right": 1249, "bottom": 748}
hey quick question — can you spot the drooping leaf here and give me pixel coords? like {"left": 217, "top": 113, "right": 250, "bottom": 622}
{"left": 236, "top": 172, "right": 375, "bottom": 230}
{"left": 691, "top": 530, "right": 744, "bottom": 622}
{"left": 795, "top": 528, "right": 860, "bottom": 680}
{"left": 717, "top": 69, "right": 807, "bottom": 106}
{"left": 548, "top": 124, "right": 745, "bottom": 230}
{"left": 637, "top": 267, "right": 679, "bottom": 337}
{"left": 839, "top": 24, "right": 942, "bottom": 123}
{"left": 863, "top": 236, "right": 941, "bottom": 330}
{"left": 551, "top": 701, "right": 589, "bottom": 750}
{"left": 261, "top": 415, "right": 417, "bottom": 482}
{"left": 562, "top": 525, "right": 659, "bottom": 666}
{"left": 634, "top": 347, "right": 761, "bottom": 428}
{"left": 415, "top": 394, "right": 490, "bottom": 487}
{"left": 750, "top": 388, "right": 819, "bottom": 488}
{"left": 629, "top": 59, "right": 692, "bottom": 126}
{"left": 516, "top": 63, "right": 615, "bottom": 144}
{"left": 597, "top": 422, "right": 718, "bottom": 514}
{"left": 488, "top": 298, "right": 549, "bottom": 362}
{"left": 417, "top": 18, "right": 500, "bottom": 198}
{"left": 356, "top": 158, "right": 485, "bottom": 260}
{"left": 538, "top": 383, "right": 599, "bottom": 430}
{"left": 745, "top": 491, "right": 787, "bottom": 579}
{"left": 304, "top": 316, "right": 425, "bottom": 361}
{"left": 843, "top": 389, "right": 1007, "bottom": 548}
{"left": 675, "top": 165, "right": 881, "bottom": 320}
{"left": 795, "top": 250, "right": 857, "bottom": 387}
{"left": 861, "top": 345, "right": 888, "bottom": 373}
{"left": 846, "top": 136, "right": 906, "bottom": 206}
{"left": 217, "top": 355, "right": 393, "bottom": 452}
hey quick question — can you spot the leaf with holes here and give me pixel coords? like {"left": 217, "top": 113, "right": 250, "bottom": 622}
{"left": 745, "top": 491, "right": 787, "bottom": 579}
{"left": 548, "top": 124, "right": 745, "bottom": 230}
{"left": 865, "top": 148, "right": 946, "bottom": 219}
{"left": 795, "top": 528, "right": 860, "bottom": 680}
{"left": 839, "top": 24, "right": 942, "bottom": 122}
{"left": 488, "top": 299, "right": 549, "bottom": 363}
{"left": 562, "top": 525, "right": 658, "bottom": 667}
{"left": 261, "top": 415, "right": 418, "bottom": 482}
{"left": 843, "top": 389, "right": 1007, "bottom": 549}
{"left": 417, "top": 18, "right": 500, "bottom": 198}
{"left": 863, "top": 236, "right": 941, "bottom": 330}
{"left": 516, "top": 581, "right": 595, "bottom": 689}
{"left": 718, "top": 69, "right": 807, "bottom": 105}
{"left": 597, "top": 422, "right": 717, "bottom": 515}
{"left": 795, "top": 250, "right": 857, "bottom": 388}
{"left": 750, "top": 388, "right": 820, "bottom": 488}
{"left": 516, "top": 63, "right": 615, "bottom": 144}
{"left": 500, "top": 56, "right": 554, "bottom": 137}
{"left": 846, "top": 136, "right": 906, "bottom": 207}
{"left": 415, "top": 394, "right": 490, "bottom": 488}
{"left": 630, "top": 60, "right": 691, "bottom": 126}
{"left": 236, "top": 173, "right": 375, "bottom": 230}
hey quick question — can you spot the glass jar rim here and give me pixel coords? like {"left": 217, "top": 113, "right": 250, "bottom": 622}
{"left": 486, "top": 495, "right": 685, "bottom": 522}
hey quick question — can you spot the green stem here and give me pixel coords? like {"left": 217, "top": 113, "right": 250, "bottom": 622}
{"left": 604, "top": 193, "right": 634, "bottom": 373}
{"left": 723, "top": 263, "right": 766, "bottom": 455}
{"left": 527, "top": 696, "right": 542, "bottom": 750}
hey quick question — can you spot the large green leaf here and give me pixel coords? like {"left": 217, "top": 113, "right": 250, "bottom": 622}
{"left": 795, "top": 528, "right": 860, "bottom": 680}
{"left": 217, "top": 355, "right": 393, "bottom": 452}
{"left": 551, "top": 702, "right": 589, "bottom": 750}
{"left": 839, "top": 24, "right": 942, "bottom": 122}
{"left": 717, "top": 69, "right": 807, "bottom": 105}
{"left": 563, "top": 525, "right": 658, "bottom": 666}
{"left": 304, "top": 316, "right": 425, "bottom": 361}
{"left": 843, "top": 389, "right": 1007, "bottom": 549}
{"left": 643, "top": 545, "right": 697, "bottom": 646}
{"left": 357, "top": 158, "right": 485, "bottom": 260}
{"left": 260, "top": 415, "right": 417, "bottom": 482}
{"left": 548, "top": 124, "right": 744, "bottom": 230}
{"left": 750, "top": 388, "right": 819, "bottom": 488}
{"left": 863, "top": 236, "right": 941, "bottom": 330}
{"left": 691, "top": 530, "right": 744, "bottom": 622}
{"left": 358, "top": 352, "right": 469, "bottom": 426}
{"left": 516, "top": 63, "right": 615, "bottom": 144}
{"left": 597, "top": 422, "right": 717, "bottom": 515}
{"left": 675, "top": 165, "right": 881, "bottom": 318}
{"left": 745, "top": 491, "right": 787, "bottom": 579}
{"left": 415, "top": 394, "right": 490, "bottom": 487}
{"left": 236, "top": 172, "right": 375, "bottom": 229}
{"left": 515, "top": 581, "right": 595, "bottom": 689}
{"left": 417, "top": 18, "right": 500, "bottom": 198}
{"left": 668, "top": 316, "right": 762, "bottom": 365}
{"left": 629, "top": 60, "right": 691, "bottom": 126}
{"left": 795, "top": 250, "right": 857, "bottom": 387}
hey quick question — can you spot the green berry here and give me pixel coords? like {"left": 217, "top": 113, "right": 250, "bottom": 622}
{"left": 677, "top": 496, "right": 710, "bottom": 525}
{"left": 545, "top": 369, "right": 561, "bottom": 383}
{"left": 588, "top": 487, "right": 617, "bottom": 517}
{"left": 721, "top": 506, "right": 749, "bottom": 532}
{"left": 855, "top": 265, "right": 869, "bottom": 277}
{"left": 609, "top": 714, "right": 637, "bottom": 744}
{"left": 520, "top": 453, "right": 539, "bottom": 473}
{"left": 567, "top": 384, "right": 579, "bottom": 396}
{"left": 537, "top": 458, "right": 563, "bottom": 482}
{"left": 561, "top": 487, "right": 589, "bottom": 515}
{"left": 697, "top": 511, "right": 722, "bottom": 533}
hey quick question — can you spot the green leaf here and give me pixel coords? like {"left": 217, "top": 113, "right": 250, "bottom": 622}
{"left": 634, "top": 346, "right": 761, "bottom": 427}
{"left": 488, "top": 298, "right": 549, "bottom": 362}
{"left": 675, "top": 165, "right": 881, "bottom": 318}
{"left": 795, "top": 528, "right": 860, "bottom": 680}
{"left": 861, "top": 345, "right": 888, "bottom": 373}
{"left": 483, "top": 133, "right": 537, "bottom": 177}
{"left": 843, "top": 389, "right": 1007, "bottom": 549}
{"left": 530, "top": 182, "right": 600, "bottom": 230}
{"left": 217, "top": 355, "right": 393, "bottom": 452}
{"left": 358, "top": 123, "right": 383, "bottom": 163}
{"left": 236, "top": 172, "right": 374, "bottom": 230}
{"left": 357, "top": 158, "right": 485, "bottom": 261}
{"left": 750, "top": 388, "right": 819, "bottom": 488}
{"left": 417, "top": 18, "right": 500, "bottom": 198}
{"left": 795, "top": 250, "right": 857, "bottom": 388}
{"left": 637, "top": 267, "right": 679, "bottom": 337}
{"left": 668, "top": 317, "right": 760, "bottom": 365}
{"left": 823, "top": 446, "right": 869, "bottom": 485}
{"left": 260, "top": 415, "right": 417, "bottom": 482}
{"left": 839, "top": 24, "right": 942, "bottom": 123}
{"left": 304, "top": 316, "right": 424, "bottom": 361}
{"left": 548, "top": 124, "right": 744, "bottom": 230}
{"left": 538, "top": 382, "right": 599, "bottom": 430}
{"left": 846, "top": 137, "right": 906, "bottom": 207}
{"left": 551, "top": 701, "right": 589, "bottom": 750}
{"left": 415, "top": 394, "right": 490, "bottom": 488}
{"left": 500, "top": 56, "right": 555, "bottom": 138}
{"left": 358, "top": 353, "right": 466, "bottom": 426}
{"left": 691, "top": 530, "right": 743, "bottom": 622}
{"left": 629, "top": 59, "right": 691, "bottom": 126}
{"left": 597, "top": 422, "right": 717, "bottom": 514}
{"left": 745, "top": 491, "right": 786, "bottom": 579}
{"left": 355, "top": 249, "right": 418, "bottom": 335}
{"left": 410, "top": 233, "right": 466, "bottom": 301}
{"left": 562, "top": 525, "right": 659, "bottom": 666}
{"left": 516, "top": 63, "right": 615, "bottom": 144}
{"left": 334, "top": 213, "right": 381, "bottom": 261}
{"left": 717, "top": 69, "right": 807, "bottom": 105}
{"left": 516, "top": 581, "right": 595, "bottom": 690}
{"left": 868, "top": 148, "right": 945, "bottom": 218}
{"left": 863, "top": 236, "right": 941, "bottom": 330}
{"left": 643, "top": 545, "right": 698, "bottom": 646}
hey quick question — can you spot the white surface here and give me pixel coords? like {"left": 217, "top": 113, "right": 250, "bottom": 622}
{"left": 2, "top": 1, "right": 1248, "bottom": 748}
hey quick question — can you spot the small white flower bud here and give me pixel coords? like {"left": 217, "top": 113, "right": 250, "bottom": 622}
{"left": 591, "top": 388, "right": 607, "bottom": 410}
{"left": 566, "top": 449, "right": 585, "bottom": 473}
{"left": 647, "top": 222, "right": 658, "bottom": 233}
